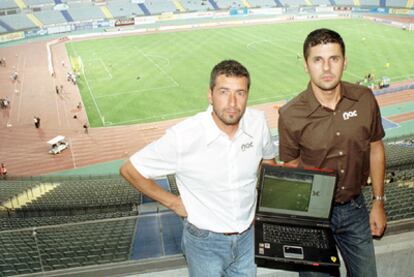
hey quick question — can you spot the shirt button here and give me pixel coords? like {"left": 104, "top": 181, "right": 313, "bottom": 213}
{"left": 339, "top": 151, "right": 343, "bottom": 156}
{"left": 336, "top": 132, "right": 340, "bottom": 136}
{"left": 340, "top": 169, "right": 345, "bottom": 174}
{"left": 341, "top": 186, "right": 345, "bottom": 190}
{"left": 333, "top": 112, "right": 336, "bottom": 116}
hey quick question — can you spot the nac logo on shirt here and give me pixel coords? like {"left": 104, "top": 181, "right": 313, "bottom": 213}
{"left": 241, "top": 141, "right": 253, "bottom": 151}
{"left": 342, "top": 110, "right": 358, "bottom": 120}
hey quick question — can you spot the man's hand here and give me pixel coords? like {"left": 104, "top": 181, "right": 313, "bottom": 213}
{"left": 370, "top": 201, "right": 387, "bottom": 237}
{"left": 170, "top": 196, "right": 188, "bottom": 218}
{"left": 120, "top": 160, "right": 188, "bottom": 218}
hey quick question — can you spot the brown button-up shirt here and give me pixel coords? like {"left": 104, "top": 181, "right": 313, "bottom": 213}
{"left": 278, "top": 81, "right": 385, "bottom": 203}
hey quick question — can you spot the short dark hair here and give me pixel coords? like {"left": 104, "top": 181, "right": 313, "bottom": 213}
{"left": 209, "top": 60, "right": 250, "bottom": 90}
{"left": 303, "top": 28, "right": 345, "bottom": 60}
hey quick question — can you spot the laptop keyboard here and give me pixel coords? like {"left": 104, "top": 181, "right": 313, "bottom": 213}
{"left": 263, "top": 223, "right": 330, "bottom": 249}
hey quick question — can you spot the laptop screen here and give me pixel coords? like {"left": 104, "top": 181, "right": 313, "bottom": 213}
{"left": 257, "top": 166, "right": 336, "bottom": 219}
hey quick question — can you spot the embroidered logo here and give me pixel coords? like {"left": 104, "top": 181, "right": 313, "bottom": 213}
{"left": 342, "top": 110, "right": 358, "bottom": 120}
{"left": 241, "top": 141, "right": 253, "bottom": 151}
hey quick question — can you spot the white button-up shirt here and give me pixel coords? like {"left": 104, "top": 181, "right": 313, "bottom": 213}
{"left": 130, "top": 106, "right": 276, "bottom": 233}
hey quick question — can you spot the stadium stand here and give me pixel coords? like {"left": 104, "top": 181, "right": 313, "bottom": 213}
{"left": 363, "top": 180, "right": 414, "bottom": 222}
{"left": 0, "top": 211, "right": 138, "bottom": 231}
{"left": 144, "top": 0, "right": 177, "bottom": 15}
{"left": 1, "top": 167, "right": 413, "bottom": 276}
{"left": 0, "top": 1, "right": 18, "bottom": 10}
{"left": 361, "top": 0, "right": 381, "bottom": 7}
{"left": 7, "top": 0, "right": 412, "bottom": 36}
{"left": 280, "top": 0, "right": 309, "bottom": 6}
{"left": 99, "top": 5, "right": 114, "bottom": 19}
{"left": 0, "top": 217, "right": 137, "bottom": 274}
{"left": 215, "top": 0, "right": 241, "bottom": 9}
{"left": 0, "top": 14, "right": 36, "bottom": 31}
{"left": 106, "top": 0, "right": 144, "bottom": 18}
{"left": 384, "top": 135, "right": 414, "bottom": 169}
{"left": 385, "top": 0, "right": 411, "bottom": 8}
{"left": 172, "top": 0, "right": 186, "bottom": 12}
{"left": 10, "top": 177, "right": 141, "bottom": 216}
{"left": 208, "top": 0, "right": 220, "bottom": 10}
{"left": 34, "top": 9, "right": 66, "bottom": 25}
{"left": 26, "top": 13, "right": 43, "bottom": 28}
{"left": 0, "top": 175, "right": 190, "bottom": 276}
{"left": 64, "top": 3, "right": 103, "bottom": 22}
{"left": 0, "top": 181, "right": 39, "bottom": 203}
{"left": 0, "top": 25, "right": 8, "bottom": 33}
{"left": 181, "top": 0, "right": 210, "bottom": 12}
{"left": 137, "top": 2, "right": 151, "bottom": 16}
{"left": 24, "top": 0, "right": 54, "bottom": 6}
{"left": 334, "top": 0, "right": 355, "bottom": 6}
{"left": 312, "top": 0, "right": 333, "bottom": 5}
{"left": 249, "top": 0, "right": 277, "bottom": 8}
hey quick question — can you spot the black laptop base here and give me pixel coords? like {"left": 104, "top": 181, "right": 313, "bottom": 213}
{"left": 256, "top": 258, "right": 340, "bottom": 276}
{"left": 255, "top": 220, "right": 340, "bottom": 268}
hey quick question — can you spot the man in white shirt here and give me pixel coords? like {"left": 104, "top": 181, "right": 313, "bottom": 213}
{"left": 120, "top": 60, "right": 277, "bottom": 276}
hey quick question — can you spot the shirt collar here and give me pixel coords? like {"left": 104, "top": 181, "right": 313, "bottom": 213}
{"left": 204, "top": 105, "right": 252, "bottom": 145}
{"left": 303, "top": 81, "right": 359, "bottom": 117}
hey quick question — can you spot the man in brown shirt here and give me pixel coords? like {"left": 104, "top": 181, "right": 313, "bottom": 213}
{"left": 278, "top": 28, "right": 386, "bottom": 276}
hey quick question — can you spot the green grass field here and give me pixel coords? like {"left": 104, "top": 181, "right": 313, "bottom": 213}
{"left": 261, "top": 178, "right": 312, "bottom": 212}
{"left": 65, "top": 18, "right": 414, "bottom": 127}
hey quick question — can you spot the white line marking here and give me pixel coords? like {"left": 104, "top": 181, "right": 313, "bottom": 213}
{"left": 95, "top": 84, "right": 178, "bottom": 99}
{"left": 81, "top": 63, "right": 105, "bottom": 125}
{"left": 15, "top": 55, "right": 25, "bottom": 123}
{"left": 99, "top": 58, "right": 113, "bottom": 80}
{"left": 145, "top": 54, "right": 170, "bottom": 67}
{"left": 135, "top": 47, "right": 179, "bottom": 87}
{"left": 108, "top": 108, "right": 203, "bottom": 125}
{"left": 55, "top": 90, "right": 61, "bottom": 127}
{"left": 73, "top": 50, "right": 105, "bottom": 126}
{"left": 68, "top": 137, "right": 77, "bottom": 169}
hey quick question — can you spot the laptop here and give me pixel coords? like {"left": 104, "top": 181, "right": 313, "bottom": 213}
{"left": 255, "top": 164, "right": 340, "bottom": 269}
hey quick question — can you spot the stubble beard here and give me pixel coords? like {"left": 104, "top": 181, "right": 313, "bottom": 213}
{"left": 315, "top": 74, "right": 341, "bottom": 92}
{"left": 213, "top": 107, "right": 244, "bottom": 126}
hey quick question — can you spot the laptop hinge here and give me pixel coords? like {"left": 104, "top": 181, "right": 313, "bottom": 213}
{"left": 256, "top": 215, "right": 330, "bottom": 228}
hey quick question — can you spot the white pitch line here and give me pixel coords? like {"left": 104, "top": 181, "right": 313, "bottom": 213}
{"left": 82, "top": 68, "right": 105, "bottom": 126}
{"left": 94, "top": 84, "right": 178, "bottom": 99}
{"left": 112, "top": 108, "right": 203, "bottom": 125}
{"left": 77, "top": 55, "right": 105, "bottom": 126}
{"left": 135, "top": 47, "right": 179, "bottom": 87}
{"left": 99, "top": 58, "right": 113, "bottom": 80}
{"left": 145, "top": 54, "right": 170, "bottom": 67}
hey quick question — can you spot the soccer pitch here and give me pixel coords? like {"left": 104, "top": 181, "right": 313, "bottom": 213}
{"left": 261, "top": 178, "right": 312, "bottom": 212}
{"left": 66, "top": 18, "right": 414, "bottom": 127}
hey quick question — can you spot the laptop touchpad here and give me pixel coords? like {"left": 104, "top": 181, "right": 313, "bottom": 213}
{"left": 283, "top": 245, "right": 304, "bottom": 259}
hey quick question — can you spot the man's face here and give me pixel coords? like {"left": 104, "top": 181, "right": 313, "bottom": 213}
{"left": 304, "top": 43, "right": 347, "bottom": 93}
{"left": 208, "top": 74, "right": 249, "bottom": 128}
